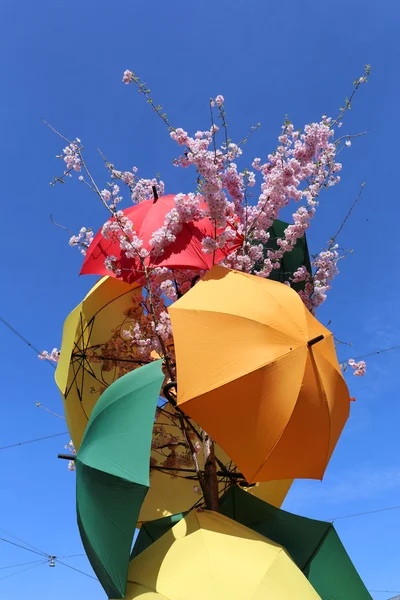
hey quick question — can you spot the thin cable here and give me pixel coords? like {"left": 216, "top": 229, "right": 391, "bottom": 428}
{"left": 341, "top": 344, "right": 400, "bottom": 363}
{"left": 0, "top": 528, "right": 49, "bottom": 557}
{"left": 0, "top": 560, "right": 48, "bottom": 582}
{"left": 0, "top": 537, "right": 49, "bottom": 558}
{"left": 0, "top": 432, "right": 68, "bottom": 451}
{"left": 330, "top": 504, "right": 400, "bottom": 522}
{"left": 56, "top": 559, "right": 98, "bottom": 581}
{"left": 0, "top": 559, "right": 45, "bottom": 570}
{"left": 58, "top": 554, "right": 86, "bottom": 559}
{"left": 0, "top": 316, "right": 55, "bottom": 369}
{"left": 369, "top": 591, "right": 400, "bottom": 595}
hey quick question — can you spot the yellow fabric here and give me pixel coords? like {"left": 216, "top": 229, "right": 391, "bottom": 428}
{"left": 123, "top": 510, "right": 321, "bottom": 600}
{"left": 169, "top": 266, "right": 351, "bottom": 483}
{"left": 244, "top": 479, "right": 293, "bottom": 505}
{"left": 138, "top": 404, "right": 292, "bottom": 524}
{"left": 55, "top": 276, "right": 142, "bottom": 449}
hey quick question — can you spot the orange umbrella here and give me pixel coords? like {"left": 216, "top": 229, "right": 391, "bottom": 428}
{"left": 168, "top": 266, "right": 351, "bottom": 483}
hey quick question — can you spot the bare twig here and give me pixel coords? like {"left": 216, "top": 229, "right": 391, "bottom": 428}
{"left": 328, "top": 182, "right": 365, "bottom": 249}
{"left": 36, "top": 402, "right": 66, "bottom": 420}
{"left": 49, "top": 214, "right": 74, "bottom": 237}
{"left": 238, "top": 122, "right": 261, "bottom": 147}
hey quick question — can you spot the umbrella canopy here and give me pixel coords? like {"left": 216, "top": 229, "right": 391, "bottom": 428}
{"left": 123, "top": 510, "right": 321, "bottom": 600}
{"left": 133, "top": 483, "right": 291, "bottom": 559}
{"left": 76, "top": 360, "right": 164, "bottom": 599}
{"left": 218, "top": 486, "right": 372, "bottom": 600}
{"left": 55, "top": 276, "right": 142, "bottom": 449}
{"left": 80, "top": 195, "right": 242, "bottom": 284}
{"left": 169, "top": 265, "right": 351, "bottom": 483}
{"left": 255, "top": 218, "right": 313, "bottom": 292}
{"left": 138, "top": 402, "right": 293, "bottom": 524}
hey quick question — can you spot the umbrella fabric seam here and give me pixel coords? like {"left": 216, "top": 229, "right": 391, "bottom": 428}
{"left": 178, "top": 344, "right": 306, "bottom": 404}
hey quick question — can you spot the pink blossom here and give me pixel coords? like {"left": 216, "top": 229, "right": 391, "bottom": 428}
{"left": 122, "top": 70, "right": 134, "bottom": 84}
{"left": 215, "top": 95, "right": 224, "bottom": 107}
{"left": 69, "top": 227, "right": 94, "bottom": 256}
{"left": 63, "top": 141, "right": 81, "bottom": 173}
{"left": 348, "top": 359, "right": 367, "bottom": 377}
{"left": 39, "top": 348, "right": 60, "bottom": 363}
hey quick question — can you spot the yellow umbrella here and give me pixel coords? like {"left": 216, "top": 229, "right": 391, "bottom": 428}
{"left": 55, "top": 276, "right": 142, "bottom": 448}
{"left": 169, "top": 266, "right": 351, "bottom": 483}
{"left": 123, "top": 510, "right": 322, "bottom": 599}
{"left": 138, "top": 403, "right": 292, "bottom": 524}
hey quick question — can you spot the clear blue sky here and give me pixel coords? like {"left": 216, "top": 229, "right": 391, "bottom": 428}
{"left": 0, "top": 1, "right": 399, "bottom": 598}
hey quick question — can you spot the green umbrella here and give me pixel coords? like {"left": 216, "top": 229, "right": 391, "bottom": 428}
{"left": 131, "top": 485, "right": 371, "bottom": 600}
{"left": 130, "top": 512, "right": 186, "bottom": 561}
{"left": 76, "top": 360, "right": 164, "bottom": 599}
{"left": 220, "top": 486, "right": 371, "bottom": 600}
{"left": 253, "top": 219, "right": 312, "bottom": 292}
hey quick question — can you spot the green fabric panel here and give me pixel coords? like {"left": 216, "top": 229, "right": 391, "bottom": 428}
{"left": 77, "top": 464, "right": 148, "bottom": 598}
{"left": 130, "top": 512, "right": 187, "bottom": 561}
{"left": 254, "top": 219, "right": 312, "bottom": 292}
{"left": 305, "top": 528, "right": 372, "bottom": 600}
{"left": 76, "top": 361, "right": 164, "bottom": 599}
{"left": 219, "top": 486, "right": 329, "bottom": 569}
{"left": 78, "top": 360, "right": 165, "bottom": 486}
{"left": 219, "top": 486, "right": 371, "bottom": 600}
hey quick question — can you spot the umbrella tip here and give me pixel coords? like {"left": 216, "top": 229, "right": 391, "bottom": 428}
{"left": 307, "top": 334, "right": 324, "bottom": 347}
{"left": 152, "top": 185, "right": 158, "bottom": 202}
{"left": 163, "top": 381, "right": 177, "bottom": 406}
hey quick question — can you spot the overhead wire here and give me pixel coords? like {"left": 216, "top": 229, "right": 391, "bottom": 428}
{"left": 0, "top": 559, "right": 46, "bottom": 570}
{"left": 0, "top": 560, "right": 48, "bottom": 582}
{"left": 0, "top": 527, "right": 50, "bottom": 556}
{"left": 0, "top": 537, "right": 49, "bottom": 558}
{"left": 329, "top": 504, "right": 400, "bottom": 522}
{"left": 0, "top": 315, "right": 56, "bottom": 369}
{"left": 340, "top": 344, "right": 400, "bottom": 363}
{"left": 0, "top": 431, "right": 68, "bottom": 451}
{"left": 56, "top": 559, "right": 97, "bottom": 581}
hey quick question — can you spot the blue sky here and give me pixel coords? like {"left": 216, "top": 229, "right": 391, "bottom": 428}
{"left": 0, "top": 1, "right": 399, "bottom": 598}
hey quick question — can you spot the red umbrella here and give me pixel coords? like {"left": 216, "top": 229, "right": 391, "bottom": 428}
{"left": 80, "top": 195, "right": 242, "bottom": 283}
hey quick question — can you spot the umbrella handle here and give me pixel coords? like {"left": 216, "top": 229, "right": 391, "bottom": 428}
{"left": 163, "top": 381, "right": 177, "bottom": 406}
{"left": 58, "top": 453, "right": 76, "bottom": 460}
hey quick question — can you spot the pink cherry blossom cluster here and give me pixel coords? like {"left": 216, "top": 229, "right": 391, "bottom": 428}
{"left": 149, "top": 193, "right": 205, "bottom": 257}
{"left": 348, "top": 359, "right": 367, "bottom": 376}
{"left": 310, "top": 245, "right": 340, "bottom": 310}
{"left": 38, "top": 348, "right": 60, "bottom": 363}
{"left": 64, "top": 440, "right": 76, "bottom": 471}
{"left": 62, "top": 140, "right": 81, "bottom": 174}
{"left": 110, "top": 166, "right": 165, "bottom": 204}
{"left": 69, "top": 227, "right": 94, "bottom": 255}
{"left": 101, "top": 211, "right": 148, "bottom": 263}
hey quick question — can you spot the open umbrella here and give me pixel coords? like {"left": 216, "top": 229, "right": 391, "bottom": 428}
{"left": 76, "top": 360, "right": 164, "bottom": 599}
{"left": 55, "top": 276, "right": 142, "bottom": 448}
{"left": 123, "top": 510, "right": 321, "bottom": 600}
{"left": 139, "top": 402, "right": 293, "bottom": 524}
{"left": 131, "top": 487, "right": 371, "bottom": 600}
{"left": 80, "top": 195, "right": 242, "bottom": 284}
{"left": 169, "top": 265, "right": 351, "bottom": 483}
{"left": 218, "top": 486, "right": 371, "bottom": 600}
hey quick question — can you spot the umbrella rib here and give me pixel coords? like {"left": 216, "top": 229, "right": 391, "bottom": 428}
{"left": 78, "top": 318, "right": 95, "bottom": 407}
{"left": 245, "top": 348, "right": 307, "bottom": 482}
{"left": 300, "top": 524, "right": 332, "bottom": 572}
{"left": 172, "top": 307, "right": 305, "bottom": 347}
{"left": 309, "top": 349, "right": 332, "bottom": 476}
{"left": 183, "top": 345, "right": 306, "bottom": 418}
{"left": 90, "top": 286, "right": 141, "bottom": 321}
{"left": 65, "top": 357, "right": 84, "bottom": 400}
